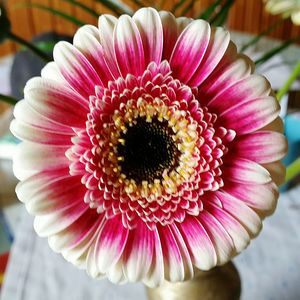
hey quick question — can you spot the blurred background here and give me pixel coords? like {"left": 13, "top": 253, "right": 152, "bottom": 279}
{"left": 0, "top": 0, "right": 300, "bottom": 299}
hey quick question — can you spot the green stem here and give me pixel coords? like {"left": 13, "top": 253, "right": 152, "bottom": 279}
{"left": 285, "top": 157, "right": 300, "bottom": 183}
{"left": 0, "top": 94, "right": 18, "bottom": 106}
{"left": 276, "top": 58, "right": 300, "bottom": 102}
{"left": 7, "top": 31, "right": 51, "bottom": 62}
{"left": 241, "top": 18, "right": 284, "bottom": 53}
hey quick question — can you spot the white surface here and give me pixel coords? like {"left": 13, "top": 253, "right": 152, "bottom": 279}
{"left": 1, "top": 186, "right": 300, "bottom": 300}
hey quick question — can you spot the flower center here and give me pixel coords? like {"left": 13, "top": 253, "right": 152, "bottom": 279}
{"left": 117, "top": 117, "right": 179, "bottom": 183}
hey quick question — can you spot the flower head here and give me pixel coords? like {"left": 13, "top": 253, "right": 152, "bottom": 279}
{"left": 265, "top": 0, "right": 300, "bottom": 25}
{"left": 11, "top": 8, "right": 287, "bottom": 286}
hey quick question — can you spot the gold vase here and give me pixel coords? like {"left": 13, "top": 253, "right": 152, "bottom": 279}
{"left": 146, "top": 262, "right": 241, "bottom": 300}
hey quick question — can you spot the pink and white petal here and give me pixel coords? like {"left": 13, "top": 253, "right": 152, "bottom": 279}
{"left": 94, "top": 215, "right": 129, "bottom": 274}
{"left": 197, "top": 211, "right": 235, "bottom": 265}
{"left": 107, "top": 257, "right": 127, "bottom": 284}
{"left": 157, "top": 225, "right": 185, "bottom": 282}
{"left": 133, "top": 7, "right": 163, "bottom": 66}
{"left": 123, "top": 222, "right": 154, "bottom": 282}
{"left": 170, "top": 20, "right": 211, "bottom": 83}
{"left": 198, "top": 53, "right": 253, "bottom": 105}
{"left": 205, "top": 202, "right": 250, "bottom": 253}
{"left": 215, "top": 191, "right": 262, "bottom": 237}
{"left": 98, "top": 14, "right": 121, "bottom": 79}
{"left": 41, "top": 61, "right": 65, "bottom": 82}
{"left": 170, "top": 224, "right": 194, "bottom": 280}
{"left": 234, "top": 131, "right": 287, "bottom": 163}
{"left": 13, "top": 100, "right": 73, "bottom": 134}
{"left": 34, "top": 200, "right": 89, "bottom": 237}
{"left": 10, "top": 119, "right": 73, "bottom": 145}
{"left": 53, "top": 41, "right": 102, "bottom": 97}
{"left": 223, "top": 157, "right": 272, "bottom": 184}
{"left": 73, "top": 25, "right": 114, "bottom": 85}
{"left": 159, "top": 11, "right": 178, "bottom": 60}
{"left": 177, "top": 215, "right": 217, "bottom": 270}
{"left": 142, "top": 228, "right": 164, "bottom": 287}
{"left": 261, "top": 116, "right": 284, "bottom": 133}
{"left": 262, "top": 160, "right": 286, "bottom": 186}
{"left": 114, "top": 15, "right": 145, "bottom": 77}
{"left": 188, "top": 27, "right": 230, "bottom": 87}
{"left": 222, "top": 181, "right": 278, "bottom": 216}
{"left": 208, "top": 75, "right": 272, "bottom": 113}
{"left": 24, "top": 77, "right": 89, "bottom": 128}
{"left": 86, "top": 235, "right": 105, "bottom": 278}
{"left": 14, "top": 142, "right": 69, "bottom": 176}
{"left": 176, "top": 16, "right": 193, "bottom": 33}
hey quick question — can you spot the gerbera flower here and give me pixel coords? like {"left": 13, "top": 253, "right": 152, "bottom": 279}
{"left": 11, "top": 7, "right": 287, "bottom": 286}
{"left": 265, "top": 0, "right": 300, "bottom": 25}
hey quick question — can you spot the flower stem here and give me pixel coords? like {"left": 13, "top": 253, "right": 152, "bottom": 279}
{"left": 0, "top": 93, "right": 18, "bottom": 106}
{"left": 285, "top": 157, "right": 300, "bottom": 183}
{"left": 276, "top": 58, "right": 300, "bottom": 102}
{"left": 7, "top": 31, "right": 52, "bottom": 62}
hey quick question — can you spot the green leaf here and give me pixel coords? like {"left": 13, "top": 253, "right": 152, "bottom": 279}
{"left": 0, "top": 93, "right": 18, "bottom": 106}
{"left": 210, "top": 0, "right": 235, "bottom": 26}
{"left": 18, "top": 3, "right": 85, "bottom": 26}
{"left": 255, "top": 39, "right": 294, "bottom": 66}
{"left": 62, "top": 0, "right": 99, "bottom": 18}
{"left": 198, "top": 0, "right": 222, "bottom": 20}
{"left": 94, "top": 0, "right": 133, "bottom": 16}
{"left": 286, "top": 157, "right": 300, "bottom": 183}
{"left": 0, "top": 4, "right": 11, "bottom": 43}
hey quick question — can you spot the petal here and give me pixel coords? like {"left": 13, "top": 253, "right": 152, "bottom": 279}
{"left": 159, "top": 11, "right": 178, "bottom": 60}
{"left": 94, "top": 216, "right": 129, "bottom": 274}
{"left": 223, "top": 157, "right": 272, "bottom": 184}
{"left": 233, "top": 131, "right": 287, "bottom": 163}
{"left": 24, "top": 77, "right": 89, "bottom": 128}
{"left": 262, "top": 160, "right": 286, "bottom": 186}
{"left": 218, "top": 96, "right": 280, "bottom": 135}
{"left": 188, "top": 27, "right": 230, "bottom": 87}
{"left": 177, "top": 215, "right": 217, "bottom": 270}
{"left": 53, "top": 41, "right": 102, "bottom": 98}
{"left": 170, "top": 19, "right": 211, "bottom": 83}
{"left": 13, "top": 100, "right": 73, "bottom": 134}
{"left": 13, "top": 142, "right": 69, "bottom": 180}
{"left": 114, "top": 15, "right": 145, "bottom": 77}
{"left": 215, "top": 191, "right": 262, "bottom": 237}
{"left": 142, "top": 228, "right": 164, "bottom": 287}
{"left": 133, "top": 7, "right": 163, "bottom": 66}
{"left": 222, "top": 181, "right": 278, "bottom": 216}
{"left": 197, "top": 211, "right": 235, "bottom": 265}
{"left": 98, "top": 14, "right": 121, "bottom": 79}
{"left": 73, "top": 25, "right": 114, "bottom": 86}
{"left": 41, "top": 61, "right": 65, "bottom": 82}
{"left": 205, "top": 202, "right": 250, "bottom": 253}
{"left": 123, "top": 222, "right": 154, "bottom": 282}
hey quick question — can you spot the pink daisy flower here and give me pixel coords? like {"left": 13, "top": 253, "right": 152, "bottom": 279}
{"left": 11, "top": 8, "right": 287, "bottom": 286}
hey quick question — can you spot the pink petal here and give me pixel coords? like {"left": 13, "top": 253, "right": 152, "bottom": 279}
{"left": 233, "top": 131, "right": 287, "bottom": 163}
{"left": 177, "top": 215, "right": 217, "bottom": 270}
{"left": 205, "top": 202, "right": 250, "bottom": 253}
{"left": 159, "top": 11, "right": 178, "bottom": 60}
{"left": 188, "top": 27, "right": 230, "bottom": 87}
{"left": 98, "top": 14, "right": 121, "bottom": 79}
{"left": 133, "top": 7, "right": 163, "bottom": 66}
{"left": 73, "top": 25, "right": 114, "bottom": 86}
{"left": 114, "top": 15, "right": 145, "bottom": 77}
{"left": 223, "top": 157, "right": 272, "bottom": 184}
{"left": 218, "top": 96, "right": 280, "bottom": 135}
{"left": 123, "top": 222, "right": 154, "bottom": 282}
{"left": 215, "top": 191, "right": 262, "bottom": 237}
{"left": 24, "top": 77, "right": 89, "bottom": 128}
{"left": 197, "top": 211, "right": 235, "bottom": 265}
{"left": 222, "top": 181, "right": 278, "bottom": 216}
{"left": 94, "top": 216, "right": 129, "bottom": 273}
{"left": 53, "top": 41, "right": 102, "bottom": 98}
{"left": 170, "top": 20, "right": 211, "bottom": 83}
